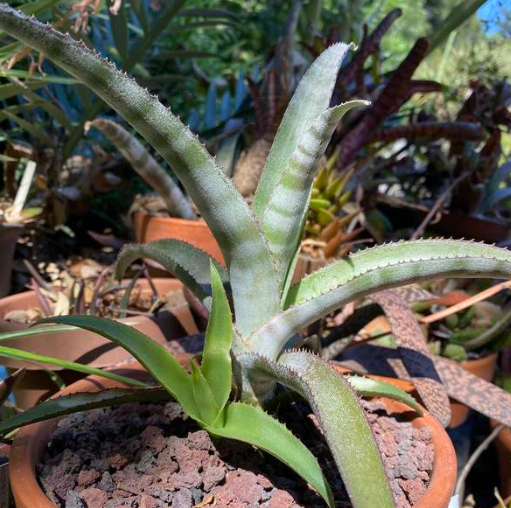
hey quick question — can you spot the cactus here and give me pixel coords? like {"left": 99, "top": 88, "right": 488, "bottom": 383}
{"left": 5, "top": 6, "right": 511, "bottom": 507}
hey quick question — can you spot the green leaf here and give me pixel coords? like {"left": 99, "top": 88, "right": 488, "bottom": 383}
{"left": 3, "top": 111, "right": 53, "bottom": 146}
{"left": 0, "top": 81, "right": 45, "bottom": 101}
{"left": 426, "top": 0, "right": 489, "bottom": 55}
{"left": 0, "top": 387, "right": 169, "bottom": 436}
{"left": 109, "top": 0, "right": 129, "bottom": 63}
{"left": 115, "top": 239, "right": 228, "bottom": 304}
{"left": 251, "top": 240, "right": 511, "bottom": 358}
{"left": 0, "top": 344, "right": 148, "bottom": 388}
{"left": 260, "top": 101, "right": 367, "bottom": 284}
{"left": 190, "top": 360, "right": 219, "bottom": 426}
{"left": 206, "top": 402, "right": 334, "bottom": 508}
{"left": 0, "top": 324, "right": 78, "bottom": 342}
{"left": 201, "top": 262, "right": 233, "bottom": 412}
{"left": 39, "top": 316, "right": 200, "bottom": 420}
{"left": 240, "top": 352, "right": 394, "bottom": 508}
{"left": 347, "top": 375, "right": 423, "bottom": 415}
{"left": 0, "top": 368, "right": 25, "bottom": 406}
{"left": 253, "top": 42, "right": 351, "bottom": 218}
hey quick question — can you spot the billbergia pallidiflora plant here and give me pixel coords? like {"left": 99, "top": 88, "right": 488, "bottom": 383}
{"left": 5, "top": 5, "right": 511, "bottom": 507}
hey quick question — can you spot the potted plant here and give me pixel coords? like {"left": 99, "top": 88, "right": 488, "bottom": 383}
{"left": 0, "top": 272, "right": 199, "bottom": 408}
{"left": 5, "top": 7, "right": 511, "bottom": 506}
{"left": 88, "top": 118, "right": 224, "bottom": 264}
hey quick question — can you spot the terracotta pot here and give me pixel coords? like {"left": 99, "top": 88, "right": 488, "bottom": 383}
{"left": 0, "top": 279, "right": 197, "bottom": 409}
{"left": 0, "top": 443, "right": 10, "bottom": 508}
{"left": 0, "top": 224, "right": 22, "bottom": 298}
{"left": 134, "top": 211, "right": 224, "bottom": 266}
{"left": 10, "top": 362, "right": 456, "bottom": 508}
{"left": 492, "top": 422, "right": 511, "bottom": 500}
{"left": 449, "top": 353, "right": 498, "bottom": 428}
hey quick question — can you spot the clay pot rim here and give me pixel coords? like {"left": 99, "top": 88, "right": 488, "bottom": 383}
{"left": 135, "top": 210, "right": 206, "bottom": 228}
{"left": 10, "top": 360, "right": 456, "bottom": 508}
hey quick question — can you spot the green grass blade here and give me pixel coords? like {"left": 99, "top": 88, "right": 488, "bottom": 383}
{"left": 348, "top": 376, "right": 423, "bottom": 415}
{"left": 39, "top": 316, "right": 200, "bottom": 420}
{"left": 115, "top": 239, "right": 228, "bottom": 304}
{"left": 206, "top": 401, "right": 334, "bottom": 508}
{"left": 253, "top": 42, "right": 351, "bottom": 219}
{"left": 190, "top": 361, "right": 219, "bottom": 426}
{"left": 0, "top": 344, "right": 148, "bottom": 387}
{"left": 0, "top": 387, "right": 169, "bottom": 436}
{"left": 0, "top": 325, "right": 79, "bottom": 342}
{"left": 201, "top": 262, "right": 232, "bottom": 411}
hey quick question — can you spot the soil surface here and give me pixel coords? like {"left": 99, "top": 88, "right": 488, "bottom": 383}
{"left": 39, "top": 399, "right": 433, "bottom": 508}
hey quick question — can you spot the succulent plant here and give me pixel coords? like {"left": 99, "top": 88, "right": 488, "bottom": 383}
{"left": 4, "top": 5, "right": 511, "bottom": 507}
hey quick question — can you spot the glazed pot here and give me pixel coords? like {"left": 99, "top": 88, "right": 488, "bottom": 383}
{"left": 134, "top": 211, "right": 224, "bottom": 265}
{"left": 0, "top": 224, "right": 22, "bottom": 298}
{"left": 449, "top": 353, "right": 498, "bottom": 428}
{"left": 9, "top": 361, "right": 457, "bottom": 508}
{"left": 0, "top": 279, "right": 197, "bottom": 408}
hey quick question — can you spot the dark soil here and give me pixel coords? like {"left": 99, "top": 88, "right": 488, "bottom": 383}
{"left": 38, "top": 399, "right": 433, "bottom": 508}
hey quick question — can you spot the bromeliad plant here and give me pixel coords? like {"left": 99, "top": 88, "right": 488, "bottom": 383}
{"left": 5, "top": 5, "right": 511, "bottom": 507}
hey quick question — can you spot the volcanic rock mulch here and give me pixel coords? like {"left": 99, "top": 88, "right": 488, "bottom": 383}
{"left": 39, "top": 399, "right": 433, "bottom": 508}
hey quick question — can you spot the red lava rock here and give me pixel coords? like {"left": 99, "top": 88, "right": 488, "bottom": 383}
{"left": 77, "top": 468, "right": 101, "bottom": 488}
{"left": 224, "top": 471, "right": 264, "bottom": 504}
{"left": 269, "top": 490, "right": 297, "bottom": 508}
{"left": 80, "top": 487, "right": 109, "bottom": 508}
{"left": 140, "top": 426, "right": 166, "bottom": 453}
{"left": 107, "top": 453, "right": 129, "bottom": 469}
{"left": 203, "top": 465, "right": 226, "bottom": 491}
{"left": 39, "top": 400, "right": 433, "bottom": 508}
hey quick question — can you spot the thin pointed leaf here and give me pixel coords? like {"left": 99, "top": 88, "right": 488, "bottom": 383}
{"left": 190, "top": 361, "right": 219, "bottom": 426}
{"left": 0, "top": 387, "right": 169, "bottom": 436}
{"left": 0, "top": 368, "right": 25, "bottom": 406}
{"left": 0, "top": 344, "right": 148, "bottom": 388}
{"left": 347, "top": 375, "right": 423, "bottom": 414}
{"left": 0, "top": 325, "right": 78, "bottom": 342}
{"left": 253, "top": 42, "right": 351, "bottom": 218}
{"left": 201, "top": 263, "right": 232, "bottom": 411}
{"left": 115, "top": 239, "right": 228, "bottom": 304}
{"left": 251, "top": 240, "right": 511, "bottom": 358}
{"left": 206, "top": 401, "right": 334, "bottom": 508}
{"left": 261, "top": 101, "right": 367, "bottom": 283}
{"left": 39, "top": 316, "right": 200, "bottom": 420}
{"left": 109, "top": 0, "right": 129, "bottom": 63}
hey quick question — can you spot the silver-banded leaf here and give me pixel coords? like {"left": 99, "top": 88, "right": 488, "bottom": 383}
{"left": 39, "top": 316, "right": 200, "bottom": 420}
{"left": 253, "top": 42, "right": 351, "bottom": 218}
{"left": 0, "top": 344, "right": 148, "bottom": 388}
{"left": 190, "top": 360, "right": 219, "bottom": 426}
{"left": 0, "top": 5, "right": 281, "bottom": 339}
{"left": 347, "top": 375, "right": 423, "bottom": 415}
{"left": 261, "top": 101, "right": 368, "bottom": 284}
{"left": 0, "top": 387, "right": 169, "bottom": 436}
{"left": 251, "top": 240, "right": 511, "bottom": 358}
{"left": 115, "top": 239, "right": 228, "bottom": 304}
{"left": 201, "top": 262, "right": 233, "bottom": 411}
{"left": 205, "top": 401, "right": 334, "bottom": 508}
{"left": 90, "top": 119, "right": 195, "bottom": 219}
{"left": 239, "top": 352, "right": 394, "bottom": 508}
